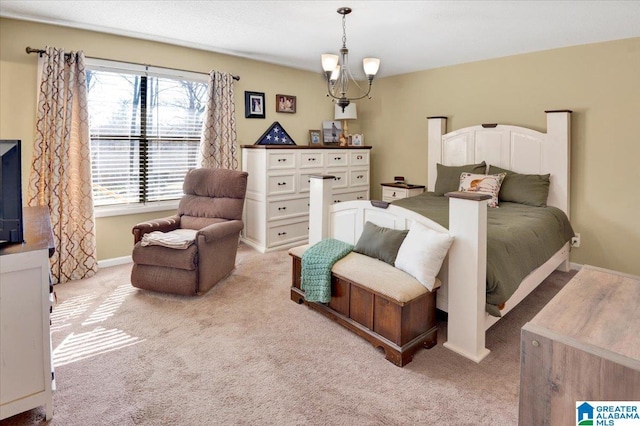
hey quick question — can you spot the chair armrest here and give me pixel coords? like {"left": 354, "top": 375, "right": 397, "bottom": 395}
{"left": 196, "top": 220, "right": 244, "bottom": 243}
{"left": 132, "top": 215, "right": 181, "bottom": 244}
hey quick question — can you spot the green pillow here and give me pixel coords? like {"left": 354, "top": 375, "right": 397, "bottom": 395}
{"left": 488, "top": 165, "right": 550, "bottom": 207}
{"left": 434, "top": 161, "right": 487, "bottom": 196}
{"left": 353, "top": 222, "right": 408, "bottom": 265}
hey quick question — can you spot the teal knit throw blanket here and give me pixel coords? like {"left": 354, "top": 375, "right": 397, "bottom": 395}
{"left": 301, "top": 239, "right": 354, "bottom": 303}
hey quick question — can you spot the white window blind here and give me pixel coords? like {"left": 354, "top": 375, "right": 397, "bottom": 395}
{"left": 86, "top": 59, "right": 208, "bottom": 207}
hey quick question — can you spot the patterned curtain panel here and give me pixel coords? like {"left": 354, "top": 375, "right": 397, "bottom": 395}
{"left": 199, "top": 71, "right": 238, "bottom": 170}
{"left": 28, "top": 47, "right": 98, "bottom": 284}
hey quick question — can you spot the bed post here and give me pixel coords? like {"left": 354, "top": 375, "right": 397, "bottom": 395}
{"left": 308, "top": 175, "right": 334, "bottom": 245}
{"left": 427, "top": 116, "right": 447, "bottom": 192}
{"left": 545, "top": 110, "right": 572, "bottom": 272}
{"left": 544, "top": 110, "right": 572, "bottom": 218}
{"left": 443, "top": 191, "right": 492, "bottom": 363}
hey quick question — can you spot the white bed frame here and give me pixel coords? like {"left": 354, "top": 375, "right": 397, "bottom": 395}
{"left": 307, "top": 110, "right": 572, "bottom": 363}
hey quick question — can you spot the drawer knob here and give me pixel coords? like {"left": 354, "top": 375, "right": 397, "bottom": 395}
{"left": 334, "top": 157, "right": 342, "bottom": 160}
{"left": 278, "top": 232, "right": 287, "bottom": 236}
{"left": 334, "top": 200, "right": 341, "bottom": 203}
{"left": 357, "top": 196, "right": 364, "bottom": 200}
{"left": 357, "top": 155, "right": 362, "bottom": 160}
{"left": 308, "top": 158, "right": 316, "bottom": 161}
{"left": 278, "top": 206, "right": 287, "bottom": 211}
{"left": 357, "top": 175, "right": 363, "bottom": 179}
{"left": 334, "top": 177, "right": 341, "bottom": 181}
{"left": 532, "top": 340, "right": 540, "bottom": 347}
{"left": 278, "top": 158, "right": 287, "bottom": 162}
{"left": 392, "top": 191, "right": 396, "bottom": 197}
{"left": 278, "top": 182, "right": 287, "bottom": 186}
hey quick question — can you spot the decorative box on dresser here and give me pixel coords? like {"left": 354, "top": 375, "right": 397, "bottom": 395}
{"left": 0, "top": 206, "right": 55, "bottom": 421}
{"left": 241, "top": 145, "right": 371, "bottom": 252}
{"left": 519, "top": 265, "right": 640, "bottom": 426}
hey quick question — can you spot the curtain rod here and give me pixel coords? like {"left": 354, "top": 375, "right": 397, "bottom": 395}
{"left": 25, "top": 46, "right": 240, "bottom": 81}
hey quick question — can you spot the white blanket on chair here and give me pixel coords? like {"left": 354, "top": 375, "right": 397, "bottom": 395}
{"left": 140, "top": 229, "right": 198, "bottom": 249}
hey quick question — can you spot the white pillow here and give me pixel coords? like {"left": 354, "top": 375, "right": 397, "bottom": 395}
{"left": 459, "top": 172, "right": 506, "bottom": 208}
{"left": 394, "top": 222, "right": 454, "bottom": 291}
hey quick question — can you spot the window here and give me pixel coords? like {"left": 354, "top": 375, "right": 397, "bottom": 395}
{"left": 86, "top": 59, "right": 209, "bottom": 213}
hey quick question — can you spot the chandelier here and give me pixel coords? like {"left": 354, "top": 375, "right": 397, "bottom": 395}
{"left": 321, "top": 7, "right": 380, "bottom": 112}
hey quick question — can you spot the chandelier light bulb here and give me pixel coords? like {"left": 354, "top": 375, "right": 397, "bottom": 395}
{"left": 321, "top": 54, "right": 339, "bottom": 73}
{"left": 363, "top": 58, "right": 380, "bottom": 77}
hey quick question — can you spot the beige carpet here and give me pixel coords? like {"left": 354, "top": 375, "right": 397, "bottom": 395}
{"left": 2, "top": 243, "right": 576, "bottom": 425}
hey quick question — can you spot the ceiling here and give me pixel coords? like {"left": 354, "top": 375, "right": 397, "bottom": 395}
{"left": 2, "top": 1, "right": 640, "bottom": 78}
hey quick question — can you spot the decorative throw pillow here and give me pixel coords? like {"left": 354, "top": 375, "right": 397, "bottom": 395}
{"left": 353, "top": 222, "right": 409, "bottom": 265}
{"left": 458, "top": 172, "right": 506, "bottom": 208}
{"left": 394, "top": 221, "right": 454, "bottom": 291}
{"left": 434, "top": 162, "right": 487, "bottom": 196}
{"left": 488, "top": 165, "right": 550, "bottom": 207}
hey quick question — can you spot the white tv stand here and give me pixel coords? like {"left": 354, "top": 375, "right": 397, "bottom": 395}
{"left": 0, "top": 206, "right": 55, "bottom": 421}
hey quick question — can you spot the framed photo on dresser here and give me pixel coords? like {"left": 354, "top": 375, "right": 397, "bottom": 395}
{"left": 322, "top": 120, "right": 342, "bottom": 144}
{"left": 351, "top": 134, "right": 364, "bottom": 146}
{"left": 308, "top": 130, "right": 321, "bottom": 145}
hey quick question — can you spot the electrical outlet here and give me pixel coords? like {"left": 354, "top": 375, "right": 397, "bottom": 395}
{"left": 571, "top": 233, "right": 581, "bottom": 248}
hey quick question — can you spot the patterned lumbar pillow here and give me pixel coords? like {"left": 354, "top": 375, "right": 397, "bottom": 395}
{"left": 458, "top": 172, "right": 506, "bottom": 208}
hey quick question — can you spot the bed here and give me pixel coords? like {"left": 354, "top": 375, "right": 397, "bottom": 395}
{"left": 304, "top": 110, "right": 573, "bottom": 362}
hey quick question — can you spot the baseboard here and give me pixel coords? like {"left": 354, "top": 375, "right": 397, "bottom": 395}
{"left": 98, "top": 255, "right": 133, "bottom": 269}
{"left": 569, "top": 262, "right": 583, "bottom": 271}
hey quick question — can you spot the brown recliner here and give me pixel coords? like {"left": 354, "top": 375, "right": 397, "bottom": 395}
{"left": 131, "top": 168, "right": 248, "bottom": 296}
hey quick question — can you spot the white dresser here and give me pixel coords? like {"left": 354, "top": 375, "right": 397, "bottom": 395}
{"left": 0, "top": 206, "right": 55, "bottom": 421}
{"left": 241, "top": 145, "right": 371, "bottom": 252}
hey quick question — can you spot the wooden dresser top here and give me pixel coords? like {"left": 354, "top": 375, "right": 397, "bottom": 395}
{"left": 527, "top": 265, "right": 640, "bottom": 362}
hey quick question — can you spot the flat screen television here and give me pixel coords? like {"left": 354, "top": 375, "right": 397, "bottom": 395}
{"left": 0, "top": 139, "right": 24, "bottom": 245}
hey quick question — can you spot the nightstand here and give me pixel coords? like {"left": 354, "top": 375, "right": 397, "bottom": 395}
{"left": 381, "top": 182, "right": 425, "bottom": 202}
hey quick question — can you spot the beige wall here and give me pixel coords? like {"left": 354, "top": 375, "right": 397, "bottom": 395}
{"left": 2, "top": 17, "right": 639, "bottom": 275}
{"left": 362, "top": 37, "right": 640, "bottom": 275}
{"left": 0, "top": 18, "right": 340, "bottom": 260}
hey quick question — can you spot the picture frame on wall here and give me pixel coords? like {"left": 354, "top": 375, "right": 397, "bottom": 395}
{"left": 245, "top": 91, "right": 265, "bottom": 118}
{"left": 308, "top": 130, "right": 321, "bottom": 145}
{"left": 322, "top": 120, "right": 342, "bottom": 144}
{"left": 276, "top": 94, "right": 296, "bottom": 113}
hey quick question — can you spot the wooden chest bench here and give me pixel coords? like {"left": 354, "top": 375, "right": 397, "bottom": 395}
{"left": 289, "top": 245, "right": 438, "bottom": 366}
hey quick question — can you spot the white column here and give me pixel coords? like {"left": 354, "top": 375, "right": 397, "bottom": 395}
{"left": 443, "top": 192, "right": 491, "bottom": 362}
{"left": 308, "top": 175, "right": 334, "bottom": 245}
{"left": 427, "top": 116, "right": 447, "bottom": 192}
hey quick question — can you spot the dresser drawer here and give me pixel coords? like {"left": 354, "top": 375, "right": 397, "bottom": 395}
{"left": 349, "top": 151, "right": 369, "bottom": 166}
{"left": 267, "top": 174, "right": 296, "bottom": 196}
{"left": 381, "top": 185, "right": 425, "bottom": 202}
{"left": 332, "top": 190, "right": 368, "bottom": 204}
{"left": 298, "top": 171, "right": 323, "bottom": 193}
{"left": 299, "top": 152, "right": 324, "bottom": 168}
{"left": 267, "top": 152, "right": 295, "bottom": 169}
{"left": 350, "top": 169, "right": 369, "bottom": 187}
{"left": 268, "top": 219, "right": 309, "bottom": 247}
{"left": 328, "top": 170, "right": 348, "bottom": 189}
{"left": 326, "top": 151, "right": 348, "bottom": 167}
{"left": 382, "top": 187, "right": 409, "bottom": 201}
{"left": 268, "top": 197, "right": 310, "bottom": 220}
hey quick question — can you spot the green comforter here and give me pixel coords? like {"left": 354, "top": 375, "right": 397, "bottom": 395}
{"left": 394, "top": 192, "right": 574, "bottom": 316}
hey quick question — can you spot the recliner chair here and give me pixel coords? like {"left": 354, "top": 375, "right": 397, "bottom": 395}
{"left": 131, "top": 168, "right": 248, "bottom": 296}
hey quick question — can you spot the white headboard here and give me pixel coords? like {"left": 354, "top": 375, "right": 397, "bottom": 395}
{"left": 427, "top": 111, "right": 571, "bottom": 217}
